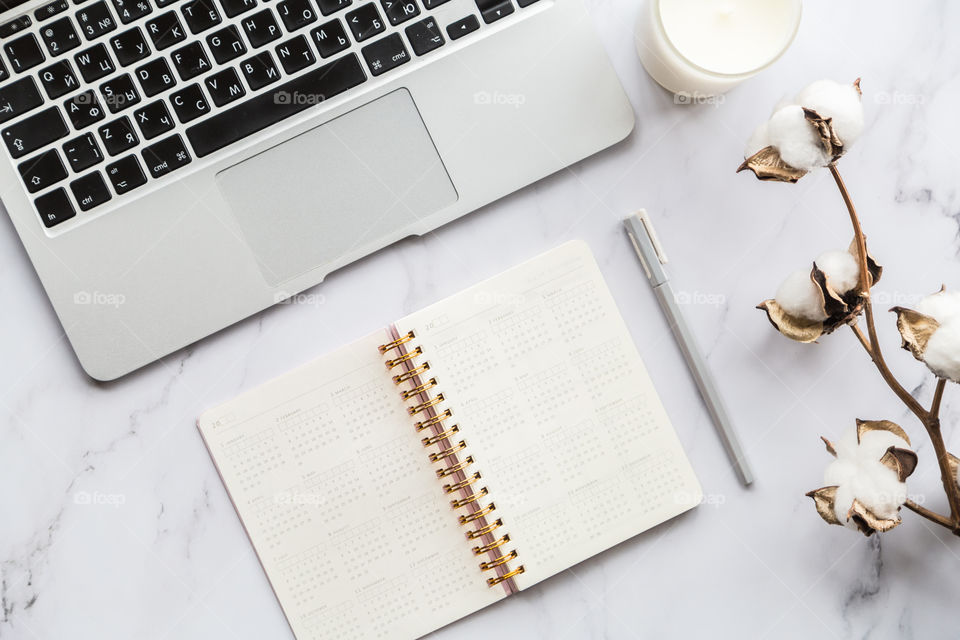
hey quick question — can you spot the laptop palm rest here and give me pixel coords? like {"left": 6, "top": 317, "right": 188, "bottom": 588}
{"left": 216, "top": 88, "right": 458, "bottom": 287}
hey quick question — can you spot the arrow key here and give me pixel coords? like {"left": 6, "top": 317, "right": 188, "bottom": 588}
{"left": 446, "top": 15, "right": 478, "bottom": 40}
{"left": 18, "top": 149, "right": 68, "bottom": 193}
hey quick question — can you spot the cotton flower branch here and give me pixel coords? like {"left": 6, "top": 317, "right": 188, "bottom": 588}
{"left": 738, "top": 78, "right": 960, "bottom": 536}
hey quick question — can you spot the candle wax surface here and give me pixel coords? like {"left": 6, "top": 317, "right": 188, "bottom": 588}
{"left": 659, "top": 0, "right": 802, "bottom": 76}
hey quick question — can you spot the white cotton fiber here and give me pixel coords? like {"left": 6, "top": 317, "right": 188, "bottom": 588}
{"left": 920, "top": 321, "right": 960, "bottom": 382}
{"left": 766, "top": 105, "right": 830, "bottom": 171}
{"left": 744, "top": 121, "right": 770, "bottom": 158}
{"left": 916, "top": 289, "right": 960, "bottom": 324}
{"left": 795, "top": 79, "right": 865, "bottom": 147}
{"left": 856, "top": 429, "right": 909, "bottom": 462}
{"left": 775, "top": 269, "right": 828, "bottom": 322}
{"left": 831, "top": 483, "right": 857, "bottom": 529}
{"left": 824, "top": 457, "right": 858, "bottom": 487}
{"left": 815, "top": 249, "right": 860, "bottom": 295}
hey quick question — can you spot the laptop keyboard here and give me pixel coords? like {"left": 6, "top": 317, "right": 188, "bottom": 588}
{"left": 0, "top": 0, "right": 537, "bottom": 229}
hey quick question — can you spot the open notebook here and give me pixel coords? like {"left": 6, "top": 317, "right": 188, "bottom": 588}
{"left": 198, "top": 241, "right": 702, "bottom": 640}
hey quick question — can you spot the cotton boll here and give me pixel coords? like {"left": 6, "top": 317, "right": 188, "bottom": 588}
{"left": 744, "top": 121, "right": 770, "bottom": 158}
{"left": 920, "top": 321, "right": 960, "bottom": 382}
{"left": 857, "top": 460, "right": 906, "bottom": 518}
{"left": 814, "top": 250, "right": 860, "bottom": 295}
{"left": 775, "top": 269, "right": 828, "bottom": 322}
{"left": 916, "top": 290, "right": 960, "bottom": 324}
{"left": 795, "top": 79, "right": 865, "bottom": 146}
{"left": 766, "top": 105, "right": 830, "bottom": 171}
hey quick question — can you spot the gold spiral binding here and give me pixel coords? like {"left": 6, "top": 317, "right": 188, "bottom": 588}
{"left": 422, "top": 426, "right": 460, "bottom": 446}
{"left": 466, "top": 519, "right": 503, "bottom": 539}
{"left": 459, "top": 503, "right": 496, "bottom": 524}
{"left": 428, "top": 440, "right": 468, "bottom": 462}
{"left": 378, "top": 333, "right": 523, "bottom": 590}
{"left": 451, "top": 487, "right": 488, "bottom": 509}
{"left": 415, "top": 409, "right": 452, "bottom": 431}
{"left": 443, "top": 472, "right": 481, "bottom": 494}
{"left": 472, "top": 534, "right": 510, "bottom": 555}
{"left": 402, "top": 378, "right": 438, "bottom": 399}
{"left": 379, "top": 331, "right": 415, "bottom": 353}
{"left": 479, "top": 550, "right": 518, "bottom": 571}
{"left": 487, "top": 566, "right": 526, "bottom": 586}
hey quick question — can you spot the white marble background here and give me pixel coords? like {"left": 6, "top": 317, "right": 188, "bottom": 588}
{"left": 3, "top": 1, "right": 960, "bottom": 638}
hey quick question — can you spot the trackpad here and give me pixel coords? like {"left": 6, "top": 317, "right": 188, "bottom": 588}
{"left": 217, "top": 89, "right": 458, "bottom": 286}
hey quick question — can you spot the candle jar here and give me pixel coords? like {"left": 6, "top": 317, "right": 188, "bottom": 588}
{"left": 636, "top": 0, "right": 802, "bottom": 98}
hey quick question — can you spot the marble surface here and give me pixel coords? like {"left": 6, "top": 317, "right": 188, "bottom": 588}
{"left": 4, "top": 1, "right": 960, "bottom": 638}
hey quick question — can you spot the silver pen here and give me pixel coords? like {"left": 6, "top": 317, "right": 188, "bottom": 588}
{"left": 624, "top": 210, "right": 754, "bottom": 486}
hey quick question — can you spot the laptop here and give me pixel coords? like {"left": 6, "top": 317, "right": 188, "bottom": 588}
{"left": 0, "top": 0, "right": 634, "bottom": 380}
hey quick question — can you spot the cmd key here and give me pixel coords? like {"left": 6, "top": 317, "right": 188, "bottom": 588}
{"left": 2, "top": 106, "right": 69, "bottom": 158}
{"left": 0, "top": 77, "right": 43, "bottom": 124}
{"left": 141, "top": 134, "right": 190, "bottom": 178}
{"left": 360, "top": 33, "right": 408, "bottom": 77}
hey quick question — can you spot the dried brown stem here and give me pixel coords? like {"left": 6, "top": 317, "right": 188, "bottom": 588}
{"left": 830, "top": 163, "right": 960, "bottom": 534}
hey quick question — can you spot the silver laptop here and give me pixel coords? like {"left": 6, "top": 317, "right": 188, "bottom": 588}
{"left": 0, "top": 0, "right": 634, "bottom": 380}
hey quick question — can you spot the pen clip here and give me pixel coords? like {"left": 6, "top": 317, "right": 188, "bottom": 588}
{"left": 637, "top": 210, "right": 668, "bottom": 266}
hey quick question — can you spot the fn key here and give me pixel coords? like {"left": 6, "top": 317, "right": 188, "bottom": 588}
{"left": 360, "top": 33, "right": 409, "bottom": 77}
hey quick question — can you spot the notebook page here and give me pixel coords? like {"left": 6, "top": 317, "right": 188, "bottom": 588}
{"left": 198, "top": 330, "right": 503, "bottom": 640}
{"left": 394, "top": 241, "right": 702, "bottom": 590}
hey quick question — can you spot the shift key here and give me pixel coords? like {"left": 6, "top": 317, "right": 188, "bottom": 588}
{"left": 2, "top": 107, "right": 68, "bottom": 159}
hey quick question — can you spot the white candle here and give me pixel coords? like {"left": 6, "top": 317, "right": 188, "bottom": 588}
{"left": 636, "top": 0, "right": 802, "bottom": 97}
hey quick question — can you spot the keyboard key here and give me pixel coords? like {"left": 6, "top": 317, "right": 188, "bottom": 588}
{"left": 170, "top": 83, "right": 208, "bottom": 122}
{"left": 181, "top": 0, "right": 220, "bottom": 33}
{"left": 40, "top": 16, "right": 81, "bottom": 54}
{"left": 110, "top": 27, "right": 150, "bottom": 66}
{"left": 346, "top": 3, "right": 383, "bottom": 42}
{"left": 278, "top": 0, "right": 316, "bottom": 30}
{"left": 35, "top": 0, "right": 70, "bottom": 21}
{"left": 70, "top": 171, "right": 111, "bottom": 210}
{"left": 380, "top": 0, "right": 418, "bottom": 26}
{"left": 141, "top": 134, "right": 190, "bottom": 178}
{"left": 64, "top": 90, "right": 105, "bottom": 127}
{"left": 186, "top": 53, "right": 364, "bottom": 157}
{"left": 145, "top": 11, "right": 186, "bottom": 49}
{"left": 74, "top": 44, "right": 115, "bottom": 81}
{"left": 360, "top": 32, "right": 407, "bottom": 76}
{"left": 4, "top": 34, "right": 45, "bottom": 72}
{"left": 63, "top": 132, "right": 104, "bottom": 170}
{"left": 309, "top": 19, "right": 348, "bottom": 57}
{"left": 0, "top": 16, "right": 32, "bottom": 38}
{"left": 241, "top": 9, "right": 281, "bottom": 47}
{"left": 0, "top": 59, "right": 7, "bottom": 82}
{"left": 18, "top": 149, "right": 68, "bottom": 193}
{"left": 206, "top": 24, "right": 245, "bottom": 63}
{"left": 111, "top": 0, "right": 152, "bottom": 23}
{"left": 422, "top": 0, "right": 448, "bottom": 8}
{"left": 475, "top": 0, "right": 512, "bottom": 23}
{"left": 100, "top": 73, "right": 140, "bottom": 112}
{"left": 105, "top": 154, "right": 146, "bottom": 193}
{"left": 38, "top": 60, "right": 79, "bottom": 98}
{"left": 516, "top": 0, "right": 538, "bottom": 7}
{"left": 204, "top": 67, "right": 245, "bottom": 105}
{"left": 77, "top": 2, "right": 117, "bottom": 40}
{"left": 219, "top": 0, "right": 256, "bottom": 17}
{"left": 0, "top": 77, "right": 43, "bottom": 124}
{"left": 404, "top": 16, "right": 442, "bottom": 56}
{"left": 98, "top": 115, "right": 138, "bottom": 155}
{"left": 134, "top": 58, "right": 175, "bottom": 95}
{"left": 240, "top": 51, "right": 279, "bottom": 89}
{"left": 132, "top": 100, "right": 174, "bottom": 138}
{"left": 156, "top": 0, "right": 182, "bottom": 7}
{"left": 446, "top": 14, "right": 478, "bottom": 40}
{"left": 170, "top": 41, "right": 210, "bottom": 79}
{"left": 316, "top": 0, "right": 350, "bottom": 15}
{"left": 35, "top": 188, "right": 76, "bottom": 227}
{"left": 275, "top": 35, "right": 313, "bottom": 73}
{"left": 2, "top": 107, "right": 69, "bottom": 158}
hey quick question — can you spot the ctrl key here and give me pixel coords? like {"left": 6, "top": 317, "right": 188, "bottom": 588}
{"left": 35, "top": 188, "right": 76, "bottom": 228}
{"left": 105, "top": 154, "right": 147, "bottom": 194}
{"left": 70, "top": 171, "right": 112, "bottom": 211}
